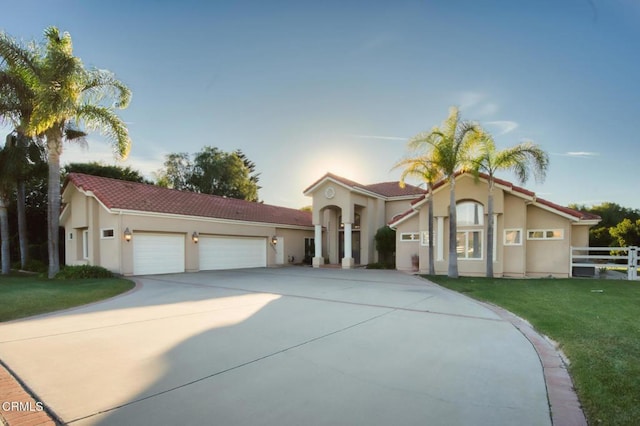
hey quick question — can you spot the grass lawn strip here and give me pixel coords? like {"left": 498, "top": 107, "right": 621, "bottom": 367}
{"left": 426, "top": 276, "right": 640, "bottom": 426}
{"left": 0, "top": 274, "right": 135, "bottom": 322}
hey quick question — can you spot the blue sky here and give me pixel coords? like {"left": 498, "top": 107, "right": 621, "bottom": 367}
{"left": 2, "top": 0, "right": 639, "bottom": 209}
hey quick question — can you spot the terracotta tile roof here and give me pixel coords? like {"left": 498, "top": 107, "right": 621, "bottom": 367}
{"left": 304, "top": 172, "right": 424, "bottom": 198}
{"left": 65, "top": 173, "right": 313, "bottom": 228}
{"left": 391, "top": 171, "right": 600, "bottom": 226}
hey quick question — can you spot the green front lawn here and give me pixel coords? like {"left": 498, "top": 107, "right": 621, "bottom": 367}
{"left": 0, "top": 273, "right": 135, "bottom": 322}
{"left": 427, "top": 275, "right": 640, "bottom": 426}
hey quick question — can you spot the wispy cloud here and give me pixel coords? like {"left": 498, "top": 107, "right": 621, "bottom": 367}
{"left": 456, "top": 91, "right": 499, "bottom": 117}
{"left": 485, "top": 120, "right": 519, "bottom": 135}
{"left": 552, "top": 151, "right": 600, "bottom": 158}
{"left": 360, "top": 33, "right": 399, "bottom": 52}
{"left": 350, "top": 134, "right": 407, "bottom": 141}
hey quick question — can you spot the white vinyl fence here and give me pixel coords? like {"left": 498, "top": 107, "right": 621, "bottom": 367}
{"left": 570, "top": 246, "right": 638, "bottom": 280}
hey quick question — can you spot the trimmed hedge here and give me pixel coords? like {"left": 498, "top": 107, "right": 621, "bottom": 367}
{"left": 55, "top": 265, "right": 113, "bottom": 280}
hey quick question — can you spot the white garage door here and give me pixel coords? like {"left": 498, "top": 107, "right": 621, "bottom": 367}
{"left": 200, "top": 236, "right": 267, "bottom": 270}
{"left": 133, "top": 233, "right": 185, "bottom": 275}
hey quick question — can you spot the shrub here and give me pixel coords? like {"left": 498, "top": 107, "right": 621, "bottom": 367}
{"left": 55, "top": 265, "right": 113, "bottom": 280}
{"left": 365, "top": 262, "right": 396, "bottom": 270}
{"left": 11, "top": 259, "right": 48, "bottom": 273}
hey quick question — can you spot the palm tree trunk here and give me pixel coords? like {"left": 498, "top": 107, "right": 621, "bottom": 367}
{"left": 0, "top": 194, "right": 10, "bottom": 275}
{"left": 448, "top": 176, "right": 458, "bottom": 278}
{"left": 427, "top": 183, "right": 435, "bottom": 275}
{"left": 16, "top": 178, "right": 28, "bottom": 269}
{"left": 486, "top": 180, "right": 494, "bottom": 277}
{"left": 46, "top": 127, "right": 63, "bottom": 279}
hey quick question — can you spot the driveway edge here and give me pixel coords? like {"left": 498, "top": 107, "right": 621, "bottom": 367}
{"left": 478, "top": 301, "right": 588, "bottom": 426}
{"left": 0, "top": 361, "right": 58, "bottom": 425}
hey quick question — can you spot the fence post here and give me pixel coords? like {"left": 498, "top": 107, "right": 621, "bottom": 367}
{"left": 629, "top": 247, "right": 638, "bottom": 281}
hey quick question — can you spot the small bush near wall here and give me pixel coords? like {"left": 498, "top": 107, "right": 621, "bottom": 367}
{"left": 365, "top": 262, "right": 396, "bottom": 270}
{"left": 55, "top": 265, "right": 113, "bottom": 280}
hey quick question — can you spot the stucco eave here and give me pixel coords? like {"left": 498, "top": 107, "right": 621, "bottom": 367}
{"left": 110, "top": 208, "right": 314, "bottom": 231}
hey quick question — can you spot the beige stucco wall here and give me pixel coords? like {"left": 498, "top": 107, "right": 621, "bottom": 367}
{"left": 394, "top": 215, "right": 420, "bottom": 272}
{"left": 502, "top": 193, "right": 527, "bottom": 277}
{"left": 62, "top": 185, "right": 313, "bottom": 275}
{"left": 525, "top": 205, "right": 572, "bottom": 277}
{"left": 392, "top": 175, "right": 584, "bottom": 278}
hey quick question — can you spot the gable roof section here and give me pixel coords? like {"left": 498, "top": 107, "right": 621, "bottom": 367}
{"left": 303, "top": 172, "right": 425, "bottom": 199}
{"left": 65, "top": 173, "right": 313, "bottom": 228}
{"left": 389, "top": 171, "right": 601, "bottom": 227}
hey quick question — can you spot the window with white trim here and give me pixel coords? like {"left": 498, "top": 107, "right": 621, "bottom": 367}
{"left": 457, "top": 201, "right": 484, "bottom": 226}
{"left": 101, "top": 228, "right": 115, "bottom": 239}
{"left": 82, "top": 229, "right": 89, "bottom": 259}
{"left": 504, "top": 229, "right": 522, "bottom": 246}
{"left": 420, "top": 231, "right": 435, "bottom": 246}
{"left": 400, "top": 232, "right": 420, "bottom": 242}
{"left": 527, "top": 229, "right": 564, "bottom": 240}
{"left": 457, "top": 230, "right": 483, "bottom": 259}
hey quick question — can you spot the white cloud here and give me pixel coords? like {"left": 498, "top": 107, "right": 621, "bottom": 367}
{"left": 457, "top": 91, "right": 485, "bottom": 110}
{"left": 551, "top": 151, "right": 600, "bottom": 158}
{"left": 485, "top": 120, "right": 519, "bottom": 135}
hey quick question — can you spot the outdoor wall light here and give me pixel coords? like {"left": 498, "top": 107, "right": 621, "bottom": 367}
{"left": 271, "top": 236, "right": 278, "bottom": 245}
{"left": 124, "top": 228, "right": 132, "bottom": 242}
{"left": 192, "top": 232, "right": 199, "bottom": 243}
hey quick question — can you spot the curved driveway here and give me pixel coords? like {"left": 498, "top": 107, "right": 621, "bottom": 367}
{"left": 0, "top": 268, "right": 550, "bottom": 425}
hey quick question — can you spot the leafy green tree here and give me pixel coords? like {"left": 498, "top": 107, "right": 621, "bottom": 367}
{"left": 568, "top": 202, "right": 640, "bottom": 247}
{"left": 0, "top": 27, "right": 132, "bottom": 277}
{"left": 471, "top": 131, "right": 549, "bottom": 277}
{"left": 63, "top": 162, "right": 149, "bottom": 183}
{"left": 156, "top": 147, "right": 261, "bottom": 201}
{"left": 610, "top": 219, "right": 640, "bottom": 247}
{"left": 374, "top": 226, "right": 396, "bottom": 265}
{"left": 155, "top": 152, "right": 194, "bottom": 190}
{"left": 393, "top": 143, "right": 441, "bottom": 275}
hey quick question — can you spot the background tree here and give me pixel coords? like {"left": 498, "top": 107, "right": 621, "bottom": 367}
{"left": 155, "top": 152, "right": 193, "bottom": 190}
{"left": 63, "top": 162, "right": 150, "bottom": 183}
{"left": 155, "top": 147, "right": 261, "bottom": 201}
{"left": 393, "top": 146, "right": 441, "bottom": 275}
{"left": 374, "top": 226, "right": 396, "bottom": 266}
{"left": 0, "top": 27, "right": 132, "bottom": 278}
{"left": 471, "top": 131, "right": 549, "bottom": 277}
{"left": 568, "top": 202, "right": 640, "bottom": 247}
{"left": 609, "top": 218, "right": 640, "bottom": 247}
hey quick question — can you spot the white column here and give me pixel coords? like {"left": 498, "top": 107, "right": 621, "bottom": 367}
{"left": 493, "top": 213, "right": 498, "bottom": 262}
{"left": 313, "top": 224, "right": 323, "bottom": 267}
{"left": 437, "top": 217, "right": 444, "bottom": 261}
{"left": 342, "top": 222, "right": 354, "bottom": 269}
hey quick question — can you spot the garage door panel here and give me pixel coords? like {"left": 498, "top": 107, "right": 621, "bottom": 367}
{"left": 133, "top": 234, "right": 185, "bottom": 275}
{"left": 200, "top": 236, "right": 266, "bottom": 270}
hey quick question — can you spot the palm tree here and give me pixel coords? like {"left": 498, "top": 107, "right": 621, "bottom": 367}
{"left": 1, "top": 49, "right": 37, "bottom": 269}
{"left": 409, "top": 107, "right": 480, "bottom": 278}
{"left": 0, "top": 27, "right": 132, "bottom": 278}
{"left": 393, "top": 144, "right": 442, "bottom": 275}
{"left": 472, "top": 131, "right": 549, "bottom": 277}
{"left": 0, "top": 142, "right": 22, "bottom": 274}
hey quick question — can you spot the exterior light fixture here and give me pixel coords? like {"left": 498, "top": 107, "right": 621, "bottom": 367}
{"left": 271, "top": 236, "right": 278, "bottom": 245}
{"left": 192, "top": 232, "right": 199, "bottom": 243}
{"left": 124, "top": 228, "right": 132, "bottom": 242}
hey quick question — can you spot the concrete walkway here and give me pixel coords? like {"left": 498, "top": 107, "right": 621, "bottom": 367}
{"left": 0, "top": 268, "right": 552, "bottom": 425}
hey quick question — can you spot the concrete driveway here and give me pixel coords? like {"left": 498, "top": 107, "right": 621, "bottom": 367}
{"left": 0, "top": 268, "right": 550, "bottom": 425}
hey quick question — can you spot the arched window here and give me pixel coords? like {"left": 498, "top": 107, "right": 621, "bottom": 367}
{"left": 457, "top": 201, "right": 484, "bottom": 226}
{"left": 456, "top": 201, "right": 483, "bottom": 259}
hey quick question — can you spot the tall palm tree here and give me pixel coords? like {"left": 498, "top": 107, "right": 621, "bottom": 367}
{"left": 0, "top": 143, "right": 22, "bottom": 274}
{"left": 0, "top": 27, "right": 132, "bottom": 278}
{"left": 410, "top": 107, "right": 480, "bottom": 278}
{"left": 1, "top": 50, "right": 37, "bottom": 269}
{"left": 472, "top": 131, "right": 549, "bottom": 277}
{"left": 393, "top": 144, "right": 442, "bottom": 275}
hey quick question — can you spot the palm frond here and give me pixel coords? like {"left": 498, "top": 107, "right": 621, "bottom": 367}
{"left": 82, "top": 69, "right": 131, "bottom": 109}
{"left": 75, "top": 104, "right": 131, "bottom": 159}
